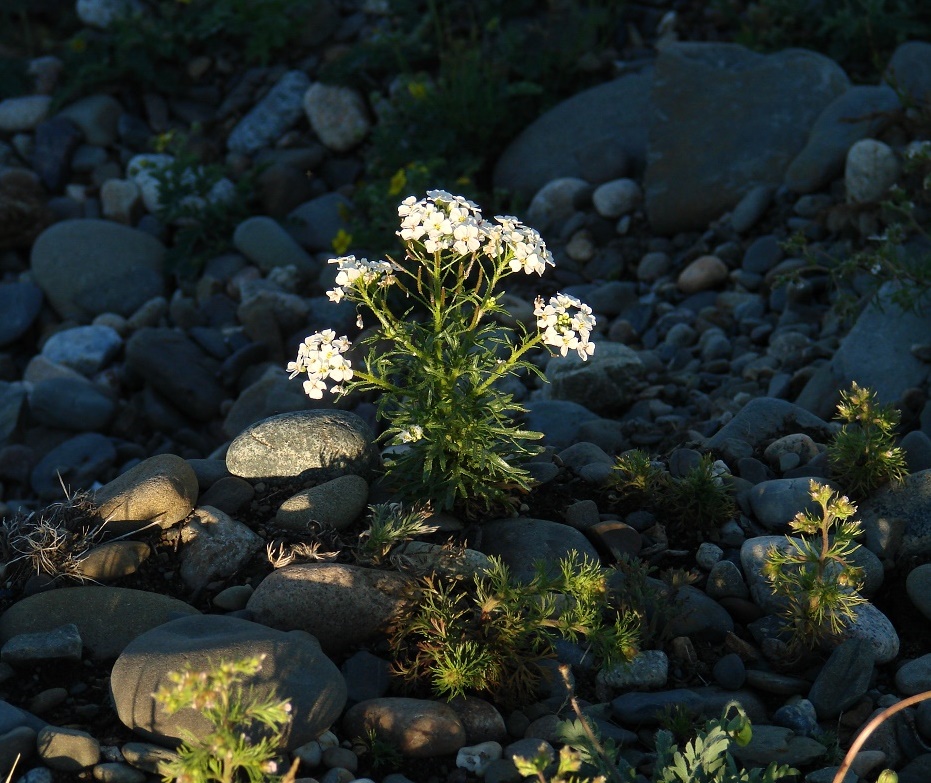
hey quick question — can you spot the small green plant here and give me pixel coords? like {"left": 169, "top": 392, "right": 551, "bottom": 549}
{"left": 353, "top": 727, "right": 404, "bottom": 773}
{"left": 611, "top": 451, "right": 737, "bottom": 543}
{"left": 59, "top": 0, "right": 315, "bottom": 102}
{"left": 388, "top": 551, "right": 640, "bottom": 706}
{"left": 354, "top": 503, "right": 438, "bottom": 566}
{"left": 153, "top": 655, "right": 295, "bottom": 783}
{"left": 653, "top": 701, "right": 797, "bottom": 783}
{"left": 289, "top": 191, "right": 596, "bottom": 513}
{"left": 828, "top": 382, "right": 909, "bottom": 498}
{"left": 762, "top": 480, "right": 867, "bottom": 650}
{"left": 144, "top": 131, "right": 256, "bottom": 281}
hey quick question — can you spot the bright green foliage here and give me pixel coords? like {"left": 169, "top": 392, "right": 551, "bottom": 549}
{"left": 514, "top": 743, "right": 617, "bottom": 783}
{"left": 354, "top": 503, "right": 438, "bottom": 566}
{"left": 353, "top": 727, "right": 404, "bottom": 773}
{"left": 388, "top": 551, "right": 640, "bottom": 706}
{"left": 762, "top": 480, "right": 867, "bottom": 649}
{"left": 612, "top": 451, "right": 737, "bottom": 542}
{"left": 154, "top": 656, "right": 292, "bottom": 783}
{"left": 828, "top": 382, "right": 909, "bottom": 498}
{"left": 653, "top": 702, "right": 797, "bottom": 783}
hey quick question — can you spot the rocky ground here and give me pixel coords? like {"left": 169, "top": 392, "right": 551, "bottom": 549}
{"left": 3, "top": 1, "right": 931, "bottom": 782}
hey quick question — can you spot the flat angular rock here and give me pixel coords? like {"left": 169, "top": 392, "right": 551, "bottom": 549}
{"left": 1, "top": 623, "right": 83, "bottom": 665}
{"left": 644, "top": 43, "right": 848, "bottom": 234}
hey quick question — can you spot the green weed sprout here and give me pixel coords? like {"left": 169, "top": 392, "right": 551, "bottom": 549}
{"left": 153, "top": 655, "right": 294, "bottom": 783}
{"left": 828, "top": 382, "right": 908, "bottom": 498}
{"left": 289, "top": 191, "right": 597, "bottom": 513}
{"left": 388, "top": 551, "right": 639, "bottom": 706}
{"left": 653, "top": 701, "right": 797, "bottom": 783}
{"left": 762, "top": 480, "right": 866, "bottom": 650}
{"left": 355, "top": 503, "right": 438, "bottom": 566}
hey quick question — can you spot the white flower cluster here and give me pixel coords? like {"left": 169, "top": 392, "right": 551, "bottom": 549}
{"left": 397, "top": 425, "right": 424, "bottom": 443}
{"left": 534, "top": 293, "right": 596, "bottom": 361}
{"left": 327, "top": 255, "right": 397, "bottom": 303}
{"left": 287, "top": 329, "right": 353, "bottom": 399}
{"left": 397, "top": 190, "right": 554, "bottom": 275}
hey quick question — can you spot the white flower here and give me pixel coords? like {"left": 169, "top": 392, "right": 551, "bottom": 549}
{"left": 291, "top": 331, "right": 354, "bottom": 398}
{"left": 535, "top": 293, "right": 597, "bottom": 361}
{"left": 398, "top": 424, "right": 424, "bottom": 443}
{"left": 327, "top": 287, "right": 345, "bottom": 303}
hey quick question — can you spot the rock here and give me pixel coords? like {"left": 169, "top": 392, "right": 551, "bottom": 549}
{"left": 478, "top": 517, "right": 600, "bottom": 583}
{"left": 41, "top": 324, "right": 122, "bottom": 376}
{"left": 57, "top": 94, "right": 124, "bottom": 147}
{"left": 274, "top": 474, "right": 369, "bottom": 532}
{"left": 808, "top": 639, "right": 874, "bottom": 719}
{"left": 303, "top": 83, "right": 371, "bottom": 152}
{"left": 885, "top": 40, "right": 931, "bottom": 108}
{"left": 712, "top": 653, "right": 746, "bottom": 690}
{"left": 895, "top": 654, "right": 931, "bottom": 696}
{"left": 611, "top": 689, "right": 705, "bottom": 725}
{"left": 0, "top": 586, "right": 199, "bottom": 660}
{"left": 0, "top": 95, "right": 52, "bottom": 132}
{"left": 543, "top": 342, "right": 643, "bottom": 415}
{"left": 222, "top": 365, "right": 314, "bottom": 438}
{"left": 524, "top": 399, "right": 600, "bottom": 450}
{"left": 772, "top": 699, "right": 818, "bottom": 737}
{"left": 907, "top": 563, "right": 931, "bottom": 621}
{"left": 36, "top": 726, "right": 100, "bottom": 772}
{"left": 32, "top": 116, "right": 82, "bottom": 191}
{"left": 494, "top": 69, "right": 651, "bottom": 200}
{"left": 30, "top": 219, "right": 165, "bottom": 322}
{"left": 845, "top": 139, "right": 899, "bottom": 203}
{"left": 785, "top": 85, "right": 902, "bottom": 194}
{"left": 75, "top": 0, "right": 142, "bottom": 28}
{"left": 73, "top": 541, "right": 151, "bottom": 582}
{"left": 837, "top": 602, "right": 898, "bottom": 665}
{"left": 858, "top": 469, "right": 931, "bottom": 559}
{"left": 232, "top": 215, "right": 317, "bottom": 273}
{"left": 226, "top": 410, "right": 380, "bottom": 484}
{"left": 179, "top": 506, "right": 263, "bottom": 591}
{"left": 665, "top": 585, "right": 734, "bottom": 642}
{"left": 0, "top": 282, "right": 42, "bottom": 347}
{"left": 343, "top": 698, "right": 466, "bottom": 758}
{"left": 746, "top": 478, "right": 839, "bottom": 532}
{"left": 729, "top": 724, "right": 826, "bottom": 768}
{"left": 92, "top": 453, "right": 199, "bottom": 535}
{"left": 597, "top": 650, "right": 668, "bottom": 692}
{"left": 287, "top": 192, "right": 353, "bottom": 252}
{"left": 645, "top": 43, "right": 848, "bottom": 234}
{"left": 0, "top": 623, "right": 83, "bottom": 666}
{"left": 124, "top": 328, "right": 226, "bottom": 421}
{"left": 227, "top": 70, "right": 311, "bottom": 156}
{"left": 677, "top": 255, "right": 729, "bottom": 294}
{"left": 110, "top": 614, "right": 346, "bottom": 750}
{"left": 592, "top": 178, "right": 642, "bottom": 219}
{"left": 246, "top": 563, "right": 412, "bottom": 655}
{"left": 526, "top": 178, "right": 590, "bottom": 234}
{"left": 100, "top": 178, "right": 142, "bottom": 224}
{"left": 30, "top": 432, "right": 117, "bottom": 499}
{"left": 28, "top": 376, "right": 115, "bottom": 431}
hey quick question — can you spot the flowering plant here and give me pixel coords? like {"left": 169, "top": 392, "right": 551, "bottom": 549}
{"left": 289, "top": 190, "right": 596, "bottom": 512}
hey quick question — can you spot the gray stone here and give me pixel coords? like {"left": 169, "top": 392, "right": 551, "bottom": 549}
{"left": 592, "top": 178, "right": 642, "bottom": 219}
{"left": 41, "top": 324, "right": 122, "bottom": 376}
{"left": 73, "top": 540, "right": 151, "bottom": 582}
{"left": 712, "top": 653, "right": 746, "bottom": 690}
{"left": 895, "top": 654, "right": 931, "bottom": 696}
{"left": 32, "top": 116, "right": 82, "bottom": 191}
{"left": 729, "top": 724, "right": 826, "bottom": 768}
{"left": 227, "top": 70, "right": 311, "bottom": 155}
{"left": 644, "top": 43, "right": 848, "bottom": 234}
{"left": 730, "top": 184, "right": 774, "bottom": 233}
{"left": 747, "top": 477, "right": 839, "bottom": 532}
{"left": 907, "top": 563, "right": 931, "bottom": 621}
{"left": 0, "top": 623, "right": 82, "bottom": 665}
{"left": 0, "top": 282, "right": 42, "bottom": 347}
{"left": 526, "top": 178, "right": 590, "bottom": 234}
{"left": 30, "top": 219, "right": 165, "bottom": 321}
{"left": 859, "top": 469, "right": 931, "bottom": 559}
{"left": 30, "top": 431, "right": 116, "bottom": 499}
{"left": 786, "top": 85, "right": 902, "bottom": 194}
{"left": 246, "top": 563, "right": 412, "bottom": 656}
{"left": 885, "top": 40, "right": 931, "bottom": 107}
{"left": 771, "top": 699, "right": 818, "bottom": 737}
{"left": 125, "top": 328, "right": 226, "bottom": 422}
{"left": 0, "top": 725, "right": 36, "bottom": 778}
{"left": 0, "top": 586, "right": 199, "bottom": 660}
{"left": 597, "top": 650, "right": 668, "bottom": 692}
{"left": 179, "top": 506, "right": 264, "bottom": 591}
{"left": 543, "top": 342, "right": 643, "bottom": 416}
{"left": 524, "top": 399, "right": 600, "bottom": 450}
{"left": 226, "top": 409, "right": 380, "bottom": 484}
{"left": 664, "top": 585, "right": 734, "bottom": 642}
{"left": 845, "top": 139, "right": 900, "bottom": 203}
{"left": 0, "top": 95, "right": 51, "bottom": 132}
{"left": 611, "top": 689, "right": 704, "bottom": 725}
{"left": 36, "top": 725, "right": 100, "bottom": 771}
{"left": 478, "top": 517, "right": 600, "bottom": 583}
{"left": 494, "top": 68, "right": 651, "bottom": 200}
{"left": 92, "top": 453, "right": 199, "bottom": 535}
{"left": 57, "top": 94, "right": 124, "bottom": 146}
{"left": 233, "top": 215, "right": 317, "bottom": 273}
{"left": 303, "top": 82, "right": 371, "bottom": 152}
{"left": 836, "top": 601, "right": 898, "bottom": 665}
{"left": 287, "top": 192, "right": 353, "bottom": 252}
{"left": 275, "top": 474, "right": 369, "bottom": 532}
{"left": 110, "top": 614, "right": 346, "bottom": 750}
{"left": 27, "top": 377, "right": 115, "bottom": 431}
{"left": 223, "top": 365, "right": 317, "bottom": 438}
{"left": 343, "top": 698, "right": 466, "bottom": 758}
{"left": 706, "top": 560, "right": 749, "bottom": 600}
{"left": 0, "top": 382, "right": 25, "bottom": 446}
